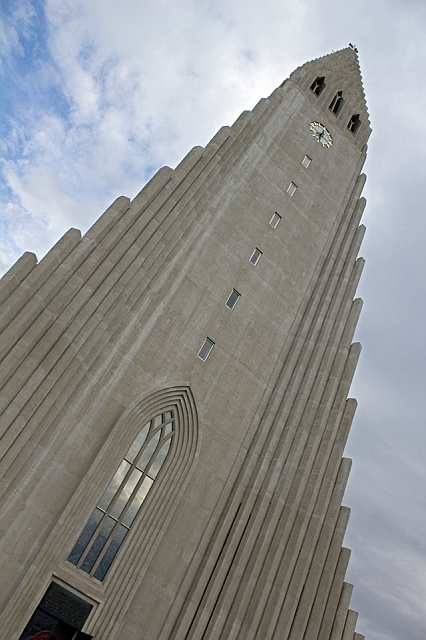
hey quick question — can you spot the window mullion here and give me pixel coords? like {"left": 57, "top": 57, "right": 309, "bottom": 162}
{"left": 118, "top": 467, "right": 151, "bottom": 523}
{"left": 75, "top": 510, "right": 108, "bottom": 570}
{"left": 89, "top": 518, "right": 123, "bottom": 578}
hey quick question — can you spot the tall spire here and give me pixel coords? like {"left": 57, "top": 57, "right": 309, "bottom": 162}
{"left": 289, "top": 47, "right": 371, "bottom": 148}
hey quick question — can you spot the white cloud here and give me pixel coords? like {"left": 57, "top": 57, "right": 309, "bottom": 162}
{"left": 0, "top": 0, "right": 35, "bottom": 65}
{"left": 7, "top": 163, "right": 89, "bottom": 232}
{"left": 1, "top": 0, "right": 314, "bottom": 268}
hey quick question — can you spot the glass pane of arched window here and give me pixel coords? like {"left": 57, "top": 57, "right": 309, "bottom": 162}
{"left": 125, "top": 422, "right": 150, "bottom": 463}
{"left": 98, "top": 460, "right": 130, "bottom": 511}
{"left": 68, "top": 409, "right": 175, "bottom": 581}
{"left": 149, "top": 439, "right": 171, "bottom": 478}
{"left": 68, "top": 508, "right": 103, "bottom": 565}
{"left": 93, "top": 525, "right": 128, "bottom": 581}
{"left": 110, "top": 467, "right": 143, "bottom": 519}
{"left": 122, "top": 476, "right": 153, "bottom": 526}
{"left": 80, "top": 516, "right": 116, "bottom": 573}
{"left": 136, "top": 430, "right": 161, "bottom": 471}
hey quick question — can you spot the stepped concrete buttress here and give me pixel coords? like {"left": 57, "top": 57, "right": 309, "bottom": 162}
{"left": 0, "top": 48, "right": 370, "bottom": 640}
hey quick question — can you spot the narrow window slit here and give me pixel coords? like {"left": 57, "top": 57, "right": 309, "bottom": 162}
{"left": 250, "top": 248, "right": 262, "bottom": 265}
{"left": 269, "top": 213, "right": 281, "bottom": 228}
{"left": 226, "top": 290, "right": 241, "bottom": 309}
{"left": 302, "top": 155, "right": 311, "bottom": 168}
{"left": 287, "top": 182, "right": 297, "bottom": 197}
{"left": 198, "top": 338, "right": 214, "bottom": 361}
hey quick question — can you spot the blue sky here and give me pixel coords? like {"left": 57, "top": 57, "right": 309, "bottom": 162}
{"left": 1, "top": 1, "right": 425, "bottom": 639}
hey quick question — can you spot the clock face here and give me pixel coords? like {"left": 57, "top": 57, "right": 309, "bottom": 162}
{"left": 310, "top": 121, "right": 333, "bottom": 148}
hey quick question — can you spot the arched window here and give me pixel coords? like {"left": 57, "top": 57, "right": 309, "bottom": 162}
{"left": 347, "top": 113, "right": 361, "bottom": 134}
{"left": 329, "top": 91, "right": 343, "bottom": 115}
{"left": 309, "top": 76, "right": 326, "bottom": 96}
{"left": 68, "top": 411, "right": 175, "bottom": 581}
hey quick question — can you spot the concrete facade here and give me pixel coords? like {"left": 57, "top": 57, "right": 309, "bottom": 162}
{"left": 0, "top": 48, "right": 370, "bottom": 639}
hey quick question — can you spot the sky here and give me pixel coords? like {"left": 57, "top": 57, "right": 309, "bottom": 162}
{"left": 0, "top": 1, "right": 425, "bottom": 639}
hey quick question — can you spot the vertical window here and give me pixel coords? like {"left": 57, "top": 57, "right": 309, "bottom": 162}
{"left": 249, "top": 248, "right": 262, "bottom": 265}
{"left": 226, "top": 289, "right": 240, "bottom": 309}
{"left": 302, "top": 155, "right": 312, "bottom": 168}
{"left": 198, "top": 338, "right": 215, "bottom": 361}
{"left": 68, "top": 412, "right": 175, "bottom": 581}
{"left": 287, "top": 182, "right": 297, "bottom": 196}
{"left": 309, "top": 76, "right": 326, "bottom": 96}
{"left": 269, "top": 212, "right": 281, "bottom": 228}
{"left": 329, "top": 91, "right": 343, "bottom": 115}
{"left": 347, "top": 114, "right": 361, "bottom": 134}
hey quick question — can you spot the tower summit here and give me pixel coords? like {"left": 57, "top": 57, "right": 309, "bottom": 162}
{"left": 0, "top": 48, "right": 370, "bottom": 639}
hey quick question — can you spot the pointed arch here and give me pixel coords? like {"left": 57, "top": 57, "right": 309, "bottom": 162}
{"left": 309, "top": 76, "right": 326, "bottom": 96}
{"left": 65, "top": 386, "right": 199, "bottom": 584}
{"left": 347, "top": 113, "right": 361, "bottom": 134}
{"left": 68, "top": 411, "right": 175, "bottom": 580}
{"left": 329, "top": 91, "right": 344, "bottom": 115}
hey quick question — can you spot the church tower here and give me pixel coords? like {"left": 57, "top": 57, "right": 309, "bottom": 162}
{"left": 0, "top": 48, "right": 370, "bottom": 639}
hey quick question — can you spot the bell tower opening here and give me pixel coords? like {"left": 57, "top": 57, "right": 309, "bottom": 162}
{"left": 309, "top": 76, "right": 326, "bottom": 96}
{"left": 329, "top": 91, "right": 344, "bottom": 115}
{"left": 347, "top": 113, "right": 361, "bottom": 134}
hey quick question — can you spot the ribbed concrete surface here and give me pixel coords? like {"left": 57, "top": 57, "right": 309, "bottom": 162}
{"left": 0, "top": 48, "right": 370, "bottom": 639}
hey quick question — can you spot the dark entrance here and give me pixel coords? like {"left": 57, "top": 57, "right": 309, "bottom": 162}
{"left": 18, "top": 583, "right": 93, "bottom": 640}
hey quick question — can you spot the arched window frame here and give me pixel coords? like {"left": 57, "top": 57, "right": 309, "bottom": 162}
{"left": 61, "top": 387, "right": 199, "bottom": 597}
{"left": 68, "top": 411, "right": 175, "bottom": 581}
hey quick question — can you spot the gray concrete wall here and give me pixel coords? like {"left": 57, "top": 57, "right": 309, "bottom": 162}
{"left": 0, "top": 48, "right": 370, "bottom": 639}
